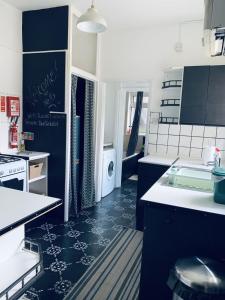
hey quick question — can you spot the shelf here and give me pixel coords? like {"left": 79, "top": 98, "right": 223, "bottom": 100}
{"left": 159, "top": 116, "right": 179, "bottom": 124}
{"left": 0, "top": 240, "right": 43, "bottom": 300}
{"left": 29, "top": 175, "right": 46, "bottom": 184}
{"left": 162, "top": 80, "right": 182, "bottom": 89}
{"left": 160, "top": 99, "right": 180, "bottom": 107}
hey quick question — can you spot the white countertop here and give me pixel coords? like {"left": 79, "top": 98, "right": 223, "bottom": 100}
{"left": 16, "top": 151, "right": 50, "bottom": 160}
{"left": 138, "top": 155, "right": 178, "bottom": 166}
{"left": 0, "top": 187, "right": 61, "bottom": 235}
{"left": 138, "top": 155, "right": 207, "bottom": 167}
{"left": 141, "top": 163, "right": 225, "bottom": 216}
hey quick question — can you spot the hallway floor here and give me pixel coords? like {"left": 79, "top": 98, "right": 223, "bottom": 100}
{"left": 25, "top": 179, "right": 137, "bottom": 300}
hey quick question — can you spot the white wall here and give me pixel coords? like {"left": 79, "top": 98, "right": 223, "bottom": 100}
{"left": 104, "top": 82, "right": 117, "bottom": 144}
{"left": 100, "top": 22, "right": 225, "bottom": 112}
{"left": 0, "top": 0, "right": 22, "bottom": 153}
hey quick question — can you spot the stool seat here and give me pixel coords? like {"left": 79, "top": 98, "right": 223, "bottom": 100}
{"left": 168, "top": 257, "right": 225, "bottom": 300}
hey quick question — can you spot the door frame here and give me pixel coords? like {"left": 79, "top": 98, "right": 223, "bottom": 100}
{"left": 114, "top": 81, "right": 151, "bottom": 188}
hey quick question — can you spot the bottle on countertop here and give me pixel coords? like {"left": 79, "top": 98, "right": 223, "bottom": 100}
{"left": 19, "top": 137, "right": 25, "bottom": 152}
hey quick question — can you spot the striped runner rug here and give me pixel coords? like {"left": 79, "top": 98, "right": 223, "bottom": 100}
{"left": 64, "top": 228, "right": 143, "bottom": 300}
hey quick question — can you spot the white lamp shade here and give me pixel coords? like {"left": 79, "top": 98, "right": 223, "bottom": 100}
{"left": 77, "top": 6, "right": 107, "bottom": 33}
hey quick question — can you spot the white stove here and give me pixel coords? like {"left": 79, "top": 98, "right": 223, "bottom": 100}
{"left": 0, "top": 155, "right": 27, "bottom": 191}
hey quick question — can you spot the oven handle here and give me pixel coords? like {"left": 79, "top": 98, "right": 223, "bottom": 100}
{"left": 0, "top": 172, "right": 26, "bottom": 182}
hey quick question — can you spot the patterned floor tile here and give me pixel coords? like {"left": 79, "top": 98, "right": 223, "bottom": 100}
{"left": 24, "top": 179, "right": 137, "bottom": 299}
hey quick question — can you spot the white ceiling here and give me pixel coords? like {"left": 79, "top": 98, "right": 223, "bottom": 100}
{"left": 4, "top": 0, "right": 204, "bottom": 30}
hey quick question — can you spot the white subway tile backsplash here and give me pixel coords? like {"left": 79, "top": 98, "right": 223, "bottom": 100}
{"left": 157, "top": 145, "right": 167, "bottom": 155}
{"left": 158, "top": 124, "right": 169, "bottom": 135}
{"left": 178, "top": 147, "right": 190, "bottom": 158}
{"left": 150, "top": 112, "right": 160, "bottom": 124}
{"left": 215, "top": 139, "right": 225, "bottom": 151}
{"left": 167, "top": 146, "right": 178, "bottom": 156}
{"left": 180, "top": 125, "right": 192, "bottom": 136}
{"left": 149, "top": 133, "right": 157, "bottom": 144}
{"left": 220, "top": 151, "right": 225, "bottom": 163}
{"left": 203, "top": 138, "right": 216, "bottom": 147}
{"left": 147, "top": 112, "right": 220, "bottom": 158}
{"left": 169, "top": 125, "right": 180, "bottom": 135}
{"left": 191, "top": 137, "right": 203, "bottom": 149}
{"left": 168, "top": 135, "right": 179, "bottom": 146}
{"left": 192, "top": 126, "right": 204, "bottom": 137}
{"left": 157, "top": 134, "right": 168, "bottom": 145}
{"left": 179, "top": 136, "right": 191, "bottom": 147}
{"left": 217, "top": 127, "right": 225, "bottom": 139}
{"left": 149, "top": 124, "right": 158, "bottom": 134}
{"left": 148, "top": 144, "right": 157, "bottom": 154}
{"left": 204, "top": 126, "right": 217, "bottom": 138}
{"left": 190, "top": 148, "right": 202, "bottom": 160}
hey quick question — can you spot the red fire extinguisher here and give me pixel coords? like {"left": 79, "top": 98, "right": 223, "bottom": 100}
{"left": 9, "top": 123, "right": 18, "bottom": 149}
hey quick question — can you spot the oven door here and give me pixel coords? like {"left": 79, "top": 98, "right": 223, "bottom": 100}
{"left": 0, "top": 172, "right": 26, "bottom": 192}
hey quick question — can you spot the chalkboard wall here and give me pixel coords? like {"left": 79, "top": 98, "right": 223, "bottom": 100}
{"left": 23, "top": 52, "right": 65, "bottom": 113}
{"left": 23, "top": 6, "right": 68, "bottom": 52}
{"left": 23, "top": 52, "right": 66, "bottom": 203}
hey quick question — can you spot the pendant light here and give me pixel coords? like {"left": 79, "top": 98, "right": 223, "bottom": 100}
{"left": 77, "top": 0, "right": 107, "bottom": 34}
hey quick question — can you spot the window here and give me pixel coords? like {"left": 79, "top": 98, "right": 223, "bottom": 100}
{"left": 125, "top": 92, "right": 149, "bottom": 135}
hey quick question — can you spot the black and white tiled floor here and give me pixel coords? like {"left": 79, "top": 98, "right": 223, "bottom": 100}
{"left": 25, "top": 179, "right": 137, "bottom": 300}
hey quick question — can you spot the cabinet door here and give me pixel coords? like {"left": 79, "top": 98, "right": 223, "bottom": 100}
{"left": 136, "top": 163, "right": 169, "bottom": 231}
{"left": 139, "top": 205, "right": 177, "bottom": 300}
{"left": 139, "top": 205, "right": 212, "bottom": 300}
{"left": 205, "top": 65, "right": 225, "bottom": 126}
{"left": 211, "top": 0, "right": 225, "bottom": 28}
{"left": 180, "top": 66, "right": 209, "bottom": 125}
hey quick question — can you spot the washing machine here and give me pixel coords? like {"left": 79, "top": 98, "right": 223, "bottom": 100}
{"left": 102, "top": 148, "right": 116, "bottom": 197}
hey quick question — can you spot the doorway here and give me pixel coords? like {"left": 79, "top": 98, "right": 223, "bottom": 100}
{"left": 114, "top": 82, "right": 151, "bottom": 187}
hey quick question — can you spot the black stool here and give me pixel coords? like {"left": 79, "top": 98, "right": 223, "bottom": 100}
{"left": 167, "top": 257, "right": 225, "bottom": 300}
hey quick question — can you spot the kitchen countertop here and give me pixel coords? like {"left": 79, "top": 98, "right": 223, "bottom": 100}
{"left": 138, "top": 155, "right": 178, "bottom": 166}
{"left": 141, "top": 162, "right": 225, "bottom": 216}
{"left": 0, "top": 187, "right": 62, "bottom": 235}
{"left": 138, "top": 154, "right": 207, "bottom": 167}
{"left": 16, "top": 151, "right": 50, "bottom": 160}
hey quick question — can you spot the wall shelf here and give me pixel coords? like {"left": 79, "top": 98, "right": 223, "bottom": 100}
{"left": 29, "top": 175, "right": 47, "bottom": 184}
{"left": 159, "top": 116, "right": 179, "bottom": 124}
{"left": 160, "top": 99, "right": 180, "bottom": 107}
{"left": 16, "top": 152, "right": 49, "bottom": 196}
{"left": 162, "top": 80, "right": 182, "bottom": 89}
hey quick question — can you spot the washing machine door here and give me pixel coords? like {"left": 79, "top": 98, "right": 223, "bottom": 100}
{"left": 107, "top": 160, "right": 115, "bottom": 179}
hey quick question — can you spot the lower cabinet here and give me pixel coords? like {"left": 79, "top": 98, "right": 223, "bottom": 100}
{"left": 136, "top": 163, "right": 169, "bottom": 231}
{"left": 139, "top": 203, "right": 225, "bottom": 300}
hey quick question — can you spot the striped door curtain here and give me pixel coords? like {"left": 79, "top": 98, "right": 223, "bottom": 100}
{"left": 69, "top": 75, "right": 96, "bottom": 216}
{"left": 69, "top": 74, "right": 79, "bottom": 216}
{"left": 81, "top": 79, "right": 96, "bottom": 209}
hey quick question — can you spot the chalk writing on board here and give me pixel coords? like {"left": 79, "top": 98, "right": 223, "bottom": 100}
{"left": 24, "top": 112, "right": 66, "bottom": 128}
{"left": 27, "top": 60, "right": 60, "bottom": 110}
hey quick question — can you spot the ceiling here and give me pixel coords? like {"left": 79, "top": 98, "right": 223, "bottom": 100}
{"left": 5, "top": 0, "right": 204, "bottom": 30}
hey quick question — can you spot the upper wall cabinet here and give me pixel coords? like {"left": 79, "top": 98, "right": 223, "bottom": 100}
{"left": 211, "top": 0, "right": 225, "bottom": 28}
{"left": 180, "top": 66, "right": 209, "bottom": 125}
{"left": 180, "top": 65, "right": 225, "bottom": 126}
{"left": 23, "top": 6, "right": 69, "bottom": 52}
{"left": 205, "top": 65, "right": 225, "bottom": 126}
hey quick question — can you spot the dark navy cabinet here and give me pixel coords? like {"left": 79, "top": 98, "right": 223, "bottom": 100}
{"left": 23, "top": 6, "right": 69, "bottom": 52}
{"left": 205, "top": 65, "right": 225, "bottom": 126}
{"left": 139, "top": 203, "right": 225, "bottom": 300}
{"left": 136, "top": 163, "right": 169, "bottom": 231}
{"left": 180, "top": 66, "right": 209, "bottom": 125}
{"left": 180, "top": 64, "right": 225, "bottom": 126}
